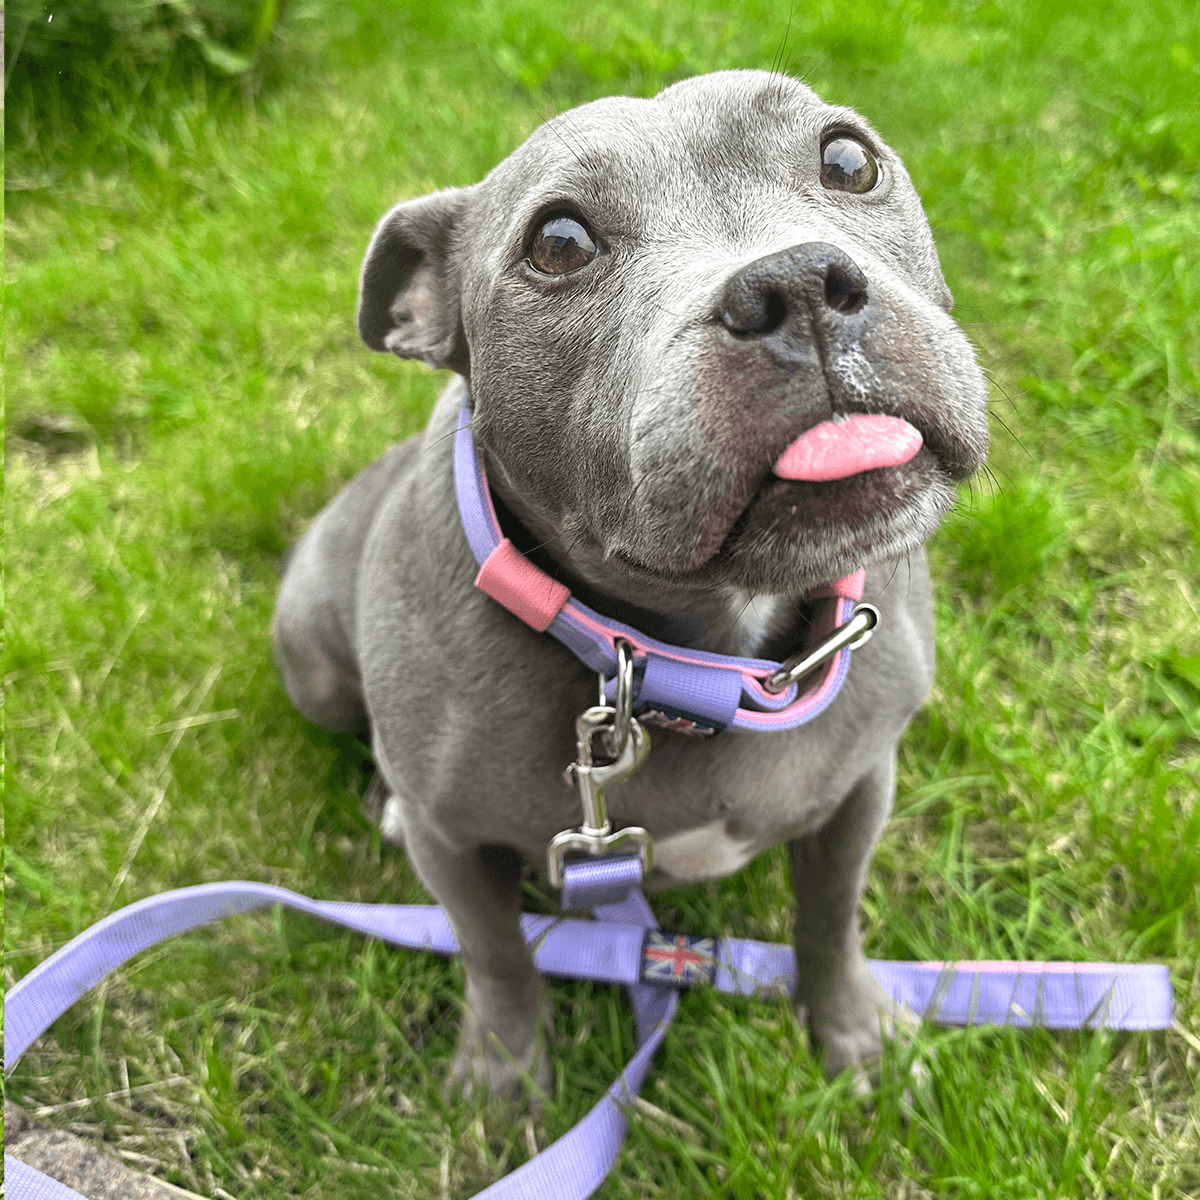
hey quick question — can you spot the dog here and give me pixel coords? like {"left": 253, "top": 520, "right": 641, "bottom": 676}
{"left": 273, "top": 69, "right": 989, "bottom": 1099}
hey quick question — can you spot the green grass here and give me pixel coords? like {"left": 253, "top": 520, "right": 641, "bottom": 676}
{"left": 5, "top": 0, "right": 1199, "bottom": 1196}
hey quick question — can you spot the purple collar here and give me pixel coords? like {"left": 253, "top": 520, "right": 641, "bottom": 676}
{"left": 454, "top": 401, "right": 870, "bottom": 733}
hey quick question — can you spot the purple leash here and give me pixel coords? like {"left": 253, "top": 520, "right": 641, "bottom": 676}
{"left": 4, "top": 879, "right": 1173, "bottom": 1200}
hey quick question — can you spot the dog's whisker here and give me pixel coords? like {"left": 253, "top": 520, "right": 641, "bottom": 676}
{"left": 881, "top": 556, "right": 903, "bottom": 595}
{"left": 983, "top": 374, "right": 1024, "bottom": 416}
{"left": 987, "top": 408, "right": 1028, "bottom": 456}
{"left": 770, "top": 8, "right": 795, "bottom": 91}
{"left": 980, "top": 463, "right": 1007, "bottom": 501}
{"left": 543, "top": 111, "right": 591, "bottom": 172}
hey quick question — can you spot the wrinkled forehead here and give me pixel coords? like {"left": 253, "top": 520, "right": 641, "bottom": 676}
{"left": 472, "top": 73, "right": 885, "bottom": 239}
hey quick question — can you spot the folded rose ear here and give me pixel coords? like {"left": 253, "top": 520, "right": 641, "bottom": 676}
{"left": 357, "top": 187, "right": 471, "bottom": 374}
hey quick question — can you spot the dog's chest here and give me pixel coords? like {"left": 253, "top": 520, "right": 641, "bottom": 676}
{"left": 651, "top": 819, "right": 760, "bottom": 880}
{"left": 617, "top": 728, "right": 854, "bottom": 885}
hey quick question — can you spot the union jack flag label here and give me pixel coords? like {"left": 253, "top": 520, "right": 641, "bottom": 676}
{"left": 640, "top": 931, "right": 718, "bottom": 987}
{"left": 637, "top": 708, "right": 719, "bottom": 737}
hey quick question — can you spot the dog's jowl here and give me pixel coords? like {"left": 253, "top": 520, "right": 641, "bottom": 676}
{"left": 274, "top": 70, "right": 988, "bottom": 1098}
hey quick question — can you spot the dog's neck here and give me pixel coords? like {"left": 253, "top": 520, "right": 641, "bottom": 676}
{"left": 485, "top": 467, "right": 811, "bottom": 660}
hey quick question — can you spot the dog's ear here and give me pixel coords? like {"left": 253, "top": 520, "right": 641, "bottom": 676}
{"left": 358, "top": 188, "right": 471, "bottom": 374}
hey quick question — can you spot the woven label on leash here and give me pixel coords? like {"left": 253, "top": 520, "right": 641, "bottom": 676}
{"left": 641, "top": 931, "right": 718, "bottom": 987}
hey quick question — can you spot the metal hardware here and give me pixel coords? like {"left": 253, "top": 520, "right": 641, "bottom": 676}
{"left": 547, "top": 645, "right": 653, "bottom": 888}
{"left": 570, "top": 707, "right": 649, "bottom": 833}
{"left": 761, "top": 603, "right": 880, "bottom": 694}
{"left": 595, "top": 638, "right": 635, "bottom": 759}
{"left": 546, "top": 709, "right": 652, "bottom": 886}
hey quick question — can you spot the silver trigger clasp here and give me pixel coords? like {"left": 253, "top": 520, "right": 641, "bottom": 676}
{"left": 546, "top": 639, "right": 653, "bottom": 888}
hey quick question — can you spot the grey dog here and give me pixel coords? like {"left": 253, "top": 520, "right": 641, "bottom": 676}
{"left": 273, "top": 70, "right": 989, "bottom": 1098}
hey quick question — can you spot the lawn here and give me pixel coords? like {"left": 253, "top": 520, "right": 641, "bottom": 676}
{"left": 5, "top": 0, "right": 1199, "bottom": 1196}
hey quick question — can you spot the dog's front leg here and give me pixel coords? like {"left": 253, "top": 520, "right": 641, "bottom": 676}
{"left": 789, "top": 758, "right": 914, "bottom": 1080}
{"left": 403, "top": 829, "right": 551, "bottom": 1101}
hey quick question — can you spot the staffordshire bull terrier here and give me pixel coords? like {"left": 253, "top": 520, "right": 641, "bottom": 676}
{"left": 273, "top": 69, "right": 989, "bottom": 1098}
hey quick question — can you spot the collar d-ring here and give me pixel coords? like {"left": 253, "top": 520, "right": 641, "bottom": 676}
{"left": 598, "top": 638, "right": 635, "bottom": 759}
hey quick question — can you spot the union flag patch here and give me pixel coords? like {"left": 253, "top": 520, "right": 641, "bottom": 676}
{"left": 640, "top": 930, "right": 718, "bottom": 987}
{"left": 636, "top": 708, "right": 719, "bottom": 737}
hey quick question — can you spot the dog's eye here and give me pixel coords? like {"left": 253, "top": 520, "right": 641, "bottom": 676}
{"left": 820, "top": 137, "right": 880, "bottom": 194}
{"left": 529, "top": 216, "right": 598, "bottom": 276}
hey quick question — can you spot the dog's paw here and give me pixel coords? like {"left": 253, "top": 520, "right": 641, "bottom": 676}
{"left": 447, "top": 1037, "right": 553, "bottom": 1108}
{"left": 446, "top": 1008, "right": 554, "bottom": 1107}
{"left": 361, "top": 771, "right": 406, "bottom": 847}
{"left": 797, "top": 962, "right": 921, "bottom": 1083}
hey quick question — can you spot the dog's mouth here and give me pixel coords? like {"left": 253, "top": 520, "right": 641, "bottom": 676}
{"left": 726, "top": 443, "right": 940, "bottom": 546}
{"left": 725, "top": 398, "right": 985, "bottom": 550}
{"left": 772, "top": 413, "right": 924, "bottom": 483}
{"left": 608, "top": 437, "right": 949, "bottom": 596}
{"left": 615, "top": 408, "right": 963, "bottom": 591}
{"left": 732, "top": 411, "right": 934, "bottom": 541}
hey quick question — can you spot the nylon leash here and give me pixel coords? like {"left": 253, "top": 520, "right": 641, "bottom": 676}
{"left": 4, "top": 881, "right": 1173, "bottom": 1200}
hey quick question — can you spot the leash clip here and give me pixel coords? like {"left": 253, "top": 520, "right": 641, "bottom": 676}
{"left": 547, "top": 641, "right": 654, "bottom": 888}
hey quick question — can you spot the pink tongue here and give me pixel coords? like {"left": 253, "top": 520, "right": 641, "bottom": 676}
{"left": 774, "top": 415, "right": 923, "bottom": 482}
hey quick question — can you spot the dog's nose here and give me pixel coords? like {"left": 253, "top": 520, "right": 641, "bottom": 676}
{"left": 720, "top": 242, "right": 869, "bottom": 338}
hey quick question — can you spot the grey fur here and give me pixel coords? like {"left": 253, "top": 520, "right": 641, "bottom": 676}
{"left": 274, "top": 71, "right": 988, "bottom": 1097}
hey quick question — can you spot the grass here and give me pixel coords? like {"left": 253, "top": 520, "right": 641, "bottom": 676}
{"left": 5, "top": 0, "right": 1199, "bottom": 1196}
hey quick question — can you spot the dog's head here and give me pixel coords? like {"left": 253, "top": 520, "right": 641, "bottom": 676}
{"left": 358, "top": 70, "right": 988, "bottom": 601}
